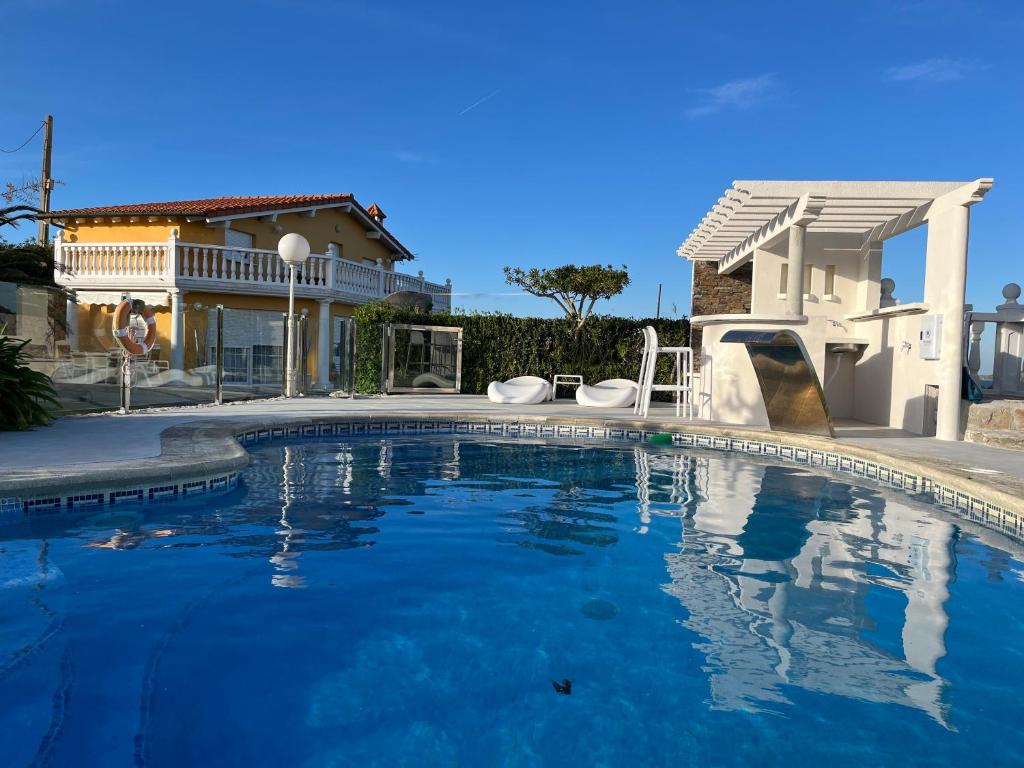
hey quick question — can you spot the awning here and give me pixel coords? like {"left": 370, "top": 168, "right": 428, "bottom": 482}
{"left": 73, "top": 290, "right": 173, "bottom": 308}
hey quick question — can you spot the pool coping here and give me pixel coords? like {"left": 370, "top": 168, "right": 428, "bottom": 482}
{"left": 1, "top": 412, "right": 1022, "bottom": 540}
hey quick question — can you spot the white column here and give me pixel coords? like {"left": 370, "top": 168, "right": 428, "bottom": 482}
{"left": 169, "top": 289, "right": 184, "bottom": 370}
{"left": 856, "top": 240, "right": 883, "bottom": 312}
{"left": 325, "top": 243, "right": 338, "bottom": 292}
{"left": 53, "top": 231, "right": 64, "bottom": 283}
{"left": 785, "top": 224, "right": 805, "bottom": 316}
{"left": 166, "top": 227, "right": 179, "bottom": 280}
{"left": 924, "top": 205, "right": 970, "bottom": 441}
{"left": 317, "top": 299, "right": 332, "bottom": 389}
{"left": 65, "top": 292, "right": 79, "bottom": 351}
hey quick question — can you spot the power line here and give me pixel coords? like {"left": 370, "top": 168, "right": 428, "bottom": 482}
{"left": 0, "top": 121, "right": 44, "bottom": 153}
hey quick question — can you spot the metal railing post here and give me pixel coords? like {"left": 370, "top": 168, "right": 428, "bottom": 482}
{"left": 348, "top": 319, "right": 357, "bottom": 397}
{"left": 381, "top": 322, "right": 390, "bottom": 394}
{"left": 281, "top": 312, "right": 289, "bottom": 396}
{"left": 215, "top": 304, "right": 224, "bottom": 405}
{"left": 119, "top": 349, "right": 132, "bottom": 414}
{"left": 298, "top": 312, "right": 309, "bottom": 395}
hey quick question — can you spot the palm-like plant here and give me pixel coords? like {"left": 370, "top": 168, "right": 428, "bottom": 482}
{"left": 0, "top": 326, "right": 61, "bottom": 430}
{"left": 0, "top": 203, "right": 39, "bottom": 230}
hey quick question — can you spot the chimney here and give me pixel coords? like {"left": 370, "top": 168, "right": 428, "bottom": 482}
{"left": 367, "top": 203, "right": 387, "bottom": 224}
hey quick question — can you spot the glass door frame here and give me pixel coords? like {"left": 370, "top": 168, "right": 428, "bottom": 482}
{"left": 384, "top": 323, "right": 463, "bottom": 394}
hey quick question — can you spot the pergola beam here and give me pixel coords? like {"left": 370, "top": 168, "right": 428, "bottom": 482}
{"left": 678, "top": 179, "right": 993, "bottom": 264}
{"left": 717, "top": 194, "right": 826, "bottom": 274}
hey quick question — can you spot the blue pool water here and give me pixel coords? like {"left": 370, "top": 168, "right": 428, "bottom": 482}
{"left": 2, "top": 436, "right": 1023, "bottom": 767}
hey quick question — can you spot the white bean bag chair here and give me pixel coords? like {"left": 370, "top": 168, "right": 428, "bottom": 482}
{"left": 576, "top": 378, "right": 638, "bottom": 408}
{"left": 487, "top": 376, "right": 551, "bottom": 405}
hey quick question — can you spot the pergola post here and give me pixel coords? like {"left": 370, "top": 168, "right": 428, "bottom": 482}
{"left": 924, "top": 204, "right": 971, "bottom": 441}
{"left": 785, "top": 224, "right": 806, "bottom": 316}
{"left": 856, "top": 240, "right": 883, "bottom": 312}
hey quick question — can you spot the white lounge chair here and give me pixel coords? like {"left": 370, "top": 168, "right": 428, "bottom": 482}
{"left": 576, "top": 378, "right": 638, "bottom": 408}
{"left": 487, "top": 376, "right": 551, "bottom": 404}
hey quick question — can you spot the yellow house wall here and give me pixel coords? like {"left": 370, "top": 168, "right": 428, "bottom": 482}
{"left": 74, "top": 303, "right": 173, "bottom": 363}
{"left": 197, "top": 208, "right": 398, "bottom": 269}
{"left": 63, "top": 208, "right": 401, "bottom": 270}
{"left": 62, "top": 221, "right": 177, "bottom": 243}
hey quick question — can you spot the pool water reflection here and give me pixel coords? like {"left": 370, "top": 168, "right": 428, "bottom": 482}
{"left": 1, "top": 436, "right": 1023, "bottom": 767}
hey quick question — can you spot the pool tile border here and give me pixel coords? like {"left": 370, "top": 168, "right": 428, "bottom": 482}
{"left": 2, "top": 471, "right": 240, "bottom": 525}
{"left": 3, "top": 416, "right": 1020, "bottom": 542}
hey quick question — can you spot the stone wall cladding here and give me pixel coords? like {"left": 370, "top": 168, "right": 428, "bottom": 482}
{"left": 690, "top": 261, "right": 753, "bottom": 369}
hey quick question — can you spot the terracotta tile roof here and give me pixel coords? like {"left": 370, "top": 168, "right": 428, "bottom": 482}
{"left": 46, "top": 194, "right": 354, "bottom": 219}
{"left": 46, "top": 193, "right": 415, "bottom": 260}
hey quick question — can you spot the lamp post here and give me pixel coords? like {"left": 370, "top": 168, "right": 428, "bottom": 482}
{"left": 278, "top": 233, "right": 310, "bottom": 398}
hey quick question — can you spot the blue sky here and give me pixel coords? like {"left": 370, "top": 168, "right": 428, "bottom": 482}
{"left": 2, "top": 0, "right": 1021, "bottom": 318}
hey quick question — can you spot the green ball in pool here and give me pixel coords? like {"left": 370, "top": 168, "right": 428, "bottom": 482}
{"left": 648, "top": 433, "right": 673, "bottom": 446}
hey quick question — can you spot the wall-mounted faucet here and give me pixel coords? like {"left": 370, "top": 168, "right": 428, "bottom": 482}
{"left": 900, "top": 341, "right": 912, "bottom": 353}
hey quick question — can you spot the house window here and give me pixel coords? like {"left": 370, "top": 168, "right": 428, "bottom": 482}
{"left": 226, "top": 228, "right": 253, "bottom": 249}
{"left": 210, "top": 346, "right": 250, "bottom": 383}
{"left": 779, "top": 263, "right": 789, "bottom": 298}
{"left": 803, "top": 264, "right": 813, "bottom": 298}
{"left": 225, "top": 229, "right": 254, "bottom": 264}
{"left": 252, "top": 344, "right": 283, "bottom": 385}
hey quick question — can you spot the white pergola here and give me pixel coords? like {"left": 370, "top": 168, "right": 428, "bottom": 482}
{"left": 677, "top": 180, "right": 993, "bottom": 274}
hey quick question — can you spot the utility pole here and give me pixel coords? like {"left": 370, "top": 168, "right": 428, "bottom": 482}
{"left": 37, "top": 115, "right": 53, "bottom": 244}
{"left": 655, "top": 283, "right": 662, "bottom": 319}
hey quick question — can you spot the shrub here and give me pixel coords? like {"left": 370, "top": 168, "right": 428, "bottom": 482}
{"left": 0, "top": 328, "right": 60, "bottom": 430}
{"left": 353, "top": 303, "right": 690, "bottom": 395}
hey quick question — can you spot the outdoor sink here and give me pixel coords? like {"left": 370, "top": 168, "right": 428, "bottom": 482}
{"left": 828, "top": 343, "right": 864, "bottom": 355}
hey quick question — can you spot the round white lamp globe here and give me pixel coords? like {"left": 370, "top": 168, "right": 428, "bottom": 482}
{"left": 278, "top": 233, "right": 310, "bottom": 265}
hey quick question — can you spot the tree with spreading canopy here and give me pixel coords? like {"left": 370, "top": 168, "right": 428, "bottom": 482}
{"left": 503, "top": 263, "right": 630, "bottom": 335}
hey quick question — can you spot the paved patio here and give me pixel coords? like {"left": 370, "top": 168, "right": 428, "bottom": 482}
{"left": 1, "top": 394, "right": 1021, "bottom": 474}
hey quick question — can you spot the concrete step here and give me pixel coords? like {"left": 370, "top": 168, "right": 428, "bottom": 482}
{"left": 965, "top": 399, "right": 1024, "bottom": 451}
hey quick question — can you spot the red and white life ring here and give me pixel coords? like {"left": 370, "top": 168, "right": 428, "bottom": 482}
{"left": 112, "top": 300, "right": 157, "bottom": 355}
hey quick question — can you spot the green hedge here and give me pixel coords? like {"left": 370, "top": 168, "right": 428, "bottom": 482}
{"left": 353, "top": 303, "right": 690, "bottom": 395}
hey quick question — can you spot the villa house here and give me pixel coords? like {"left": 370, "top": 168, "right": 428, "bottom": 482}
{"left": 43, "top": 194, "right": 451, "bottom": 391}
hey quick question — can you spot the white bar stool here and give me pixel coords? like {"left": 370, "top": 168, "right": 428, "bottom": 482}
{"left": 635, "top": 326, "right": 693, "bottom": 419}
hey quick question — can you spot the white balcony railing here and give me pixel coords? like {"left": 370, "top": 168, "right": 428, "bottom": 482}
{"left": 54, "top": 231, "right": 452, "bottom": 312}
{"left": 965, "top": 283, "right": 1024, "bottom": 396}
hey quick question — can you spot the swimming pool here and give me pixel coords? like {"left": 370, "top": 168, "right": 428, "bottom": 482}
{"left": 2, "top": 435, "right": 1022, "bottom": 766}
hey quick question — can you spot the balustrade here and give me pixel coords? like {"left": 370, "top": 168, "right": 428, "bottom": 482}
{"left": 965, "top": 283, "right": 1024, "bottom": 396}
{"left": 53, "top": 236, "right": 451, "bottom": 309}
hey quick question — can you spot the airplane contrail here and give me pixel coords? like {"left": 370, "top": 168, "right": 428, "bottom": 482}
{"left": 448, "top": 291, "right": 525, "bottom": 297}
{"left": 458, "top": 89, "right": 501, "bottom": 116}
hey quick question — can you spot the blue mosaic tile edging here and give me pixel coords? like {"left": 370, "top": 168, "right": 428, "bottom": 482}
{"left": 7, "top": 418, "right": 1018, "bottom": 543}
{"left": 5, "top": 472, "right": 239, "bottom": 523}
{"left": 237, "top": 418, "right": 1021, "bottom": 541}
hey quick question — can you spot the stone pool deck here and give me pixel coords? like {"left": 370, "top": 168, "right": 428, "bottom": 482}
{"left": 2, "top": 395, "right": 1023, "bottom": 532}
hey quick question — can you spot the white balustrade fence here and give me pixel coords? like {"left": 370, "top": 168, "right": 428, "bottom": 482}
{"left": 54, "top": 234, "right": 452, "bottom": 311}
{"left": 59, "top": 242, "right": 167, "bottom": 278}
{"left": 965, "top": 283, "right": 1024, "bottom": 396}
